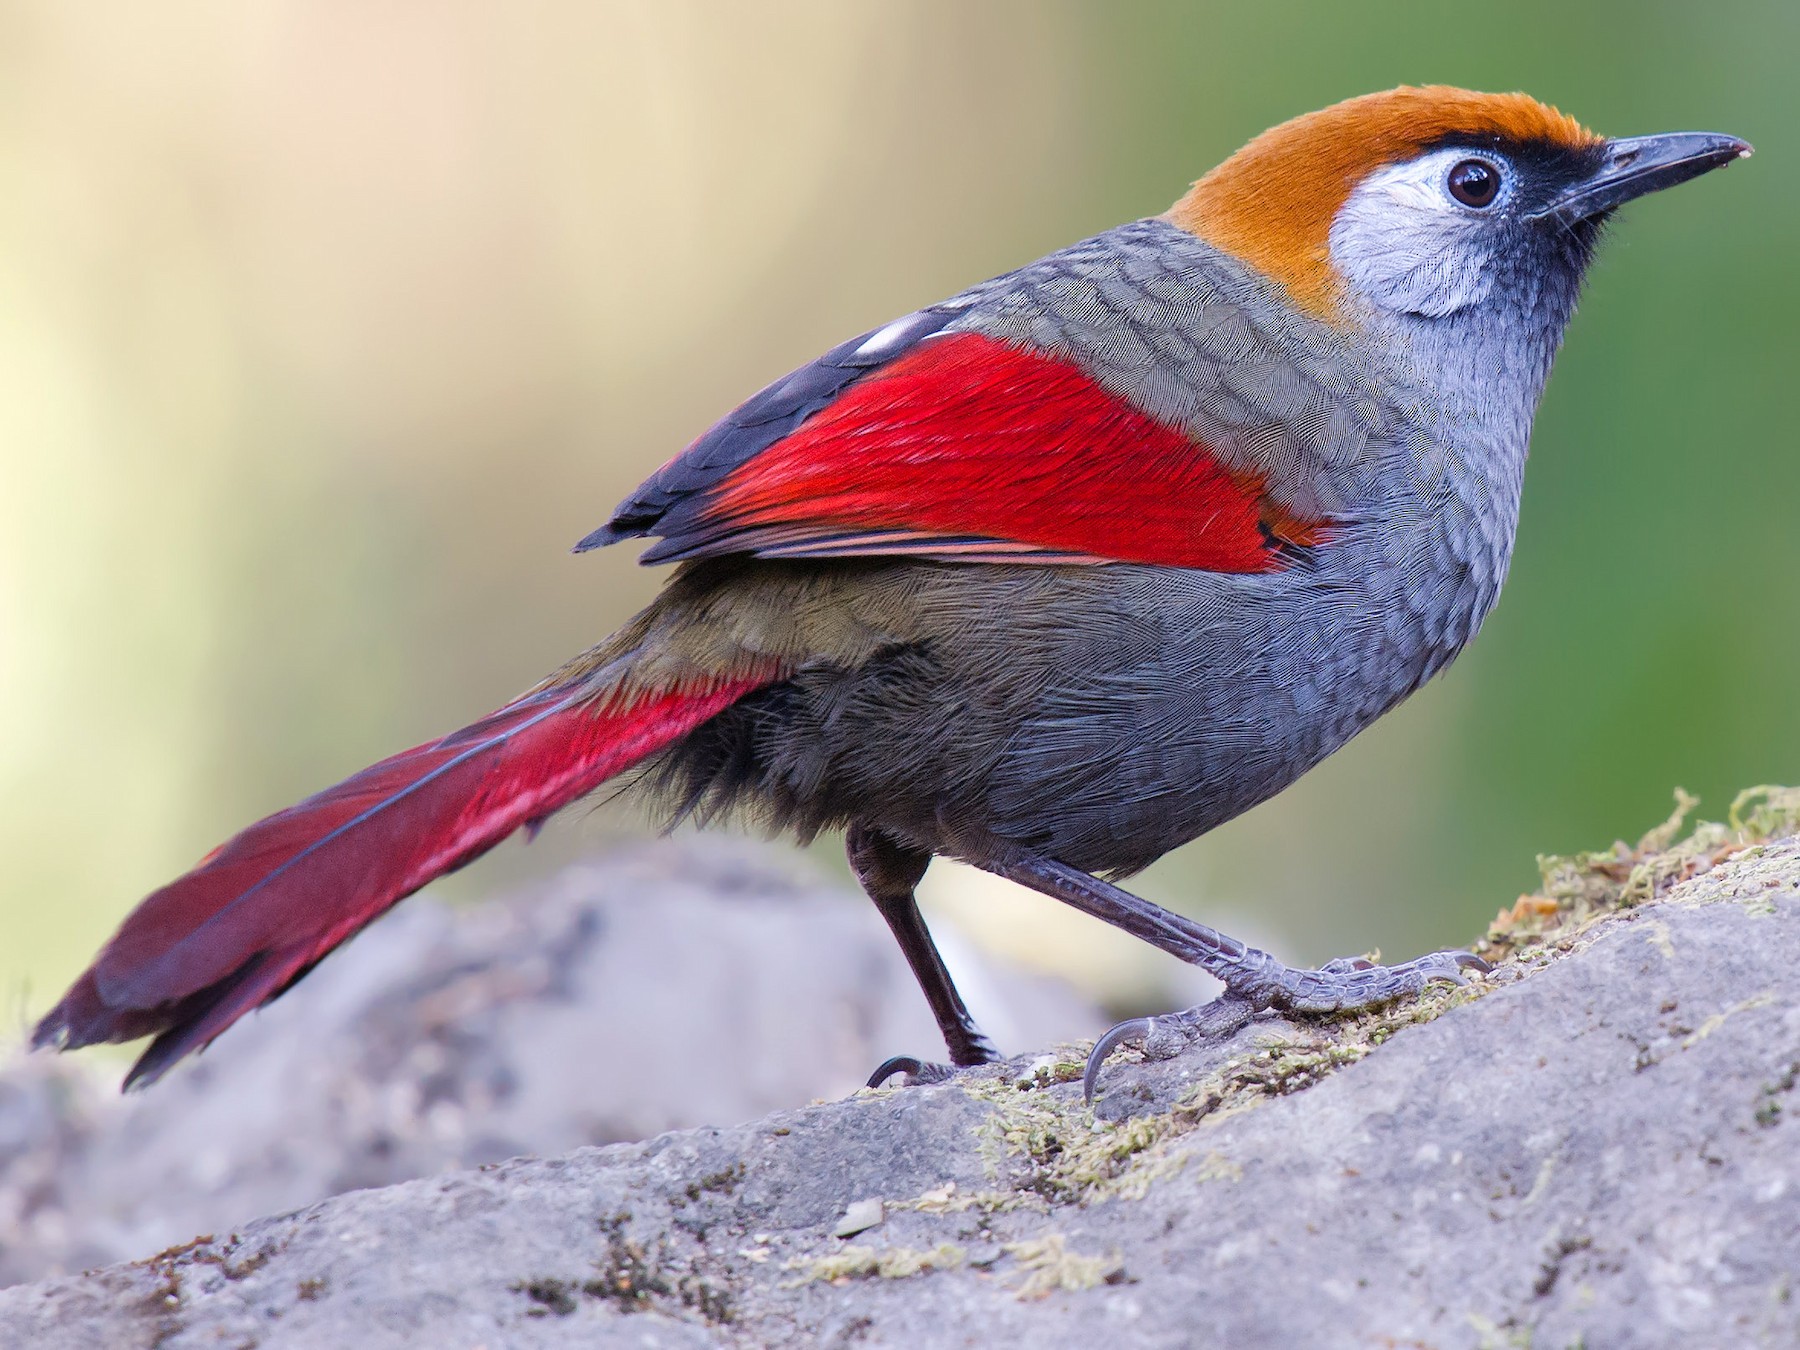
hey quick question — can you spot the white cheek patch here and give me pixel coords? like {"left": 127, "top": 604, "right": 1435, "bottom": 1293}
{"left": 1329, "top": 152, "right": 1501, "bottom": 318}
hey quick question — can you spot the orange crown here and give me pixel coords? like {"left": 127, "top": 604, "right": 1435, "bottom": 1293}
{"left": 1168, "top": 86, "right": 1601, "bottom": 322}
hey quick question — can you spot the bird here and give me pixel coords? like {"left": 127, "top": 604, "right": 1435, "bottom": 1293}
{"left": 31, "top": 86, "right": 1749, "bottom": 1098}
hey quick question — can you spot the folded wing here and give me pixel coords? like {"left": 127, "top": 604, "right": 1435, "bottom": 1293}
{"left": 585, "top": 322, "right": 1326, "bottom": 573}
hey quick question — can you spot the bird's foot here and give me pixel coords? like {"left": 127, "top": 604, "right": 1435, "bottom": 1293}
{"left": 865, "top": 1032, "right": 1002, "bottom": 1089}
{"left": 1082, "top": 948, "right": 1488, "bottom": 1101}
{"left": 1080, "top": 993, "right": 1259, "bottom": 1102}
{"left": 1237, "top": 947, "right": 1489, "bottom": 1014}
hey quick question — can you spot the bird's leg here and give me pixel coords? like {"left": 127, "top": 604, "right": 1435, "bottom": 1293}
{"left": 849, "top": 824, "right": 1001, "bottom": 1087}
{"left": 977, "top": 852, "right": 1487, "bottom": 1100}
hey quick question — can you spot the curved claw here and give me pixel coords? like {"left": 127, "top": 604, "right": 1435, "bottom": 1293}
{"left": 866, "top": 1056, "right": 964, "bottom": 1087}
{"left": 867, "top": 1055, "right": 927, "bottom": 1089}
{"left": 1083, "top": 1016, "right": 1153, "bottom": 1104}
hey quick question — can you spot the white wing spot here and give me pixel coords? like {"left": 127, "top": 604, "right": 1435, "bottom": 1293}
{"left": 855, "top": 315, "right": 929, "bottom": 360}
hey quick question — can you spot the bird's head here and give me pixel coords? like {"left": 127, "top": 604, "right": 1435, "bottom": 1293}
{"left": 1169, "top": 86, "right": 1749, "bottom": 329}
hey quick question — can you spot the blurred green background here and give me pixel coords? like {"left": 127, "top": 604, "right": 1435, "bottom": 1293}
{"left": 1, "top": 1, "right": 1793, "bottom": 1030}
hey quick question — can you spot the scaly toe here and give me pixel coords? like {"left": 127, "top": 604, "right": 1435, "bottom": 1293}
{"left": 1257, "top": 946, "right": 1490, "bottom": 1014}
{"left": 1318, "top": 956, "right": 1377, "bottom": 975}
{"left": 1403, "top": 947, "right": 1492, "bottom": 989}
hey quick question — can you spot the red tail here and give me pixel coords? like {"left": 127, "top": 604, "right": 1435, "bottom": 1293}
{"left": 33, "top": 675, "right": 771, "bottom": 1089}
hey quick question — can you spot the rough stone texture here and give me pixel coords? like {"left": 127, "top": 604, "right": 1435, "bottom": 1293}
{"left": 2, "top": 804, "right": 1798, "bottom": 1349}
{"left": 0, "top": 840, "right": 1099, "bottom": 1290}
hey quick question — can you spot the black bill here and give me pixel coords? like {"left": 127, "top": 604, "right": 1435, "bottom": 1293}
{"left": 1532, "top": 130, "right": 1752, "bottom": 226}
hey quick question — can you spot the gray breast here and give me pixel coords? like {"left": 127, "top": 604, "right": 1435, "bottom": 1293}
{"left": 954, "top": 255, "right": 1548, "bottom": 873}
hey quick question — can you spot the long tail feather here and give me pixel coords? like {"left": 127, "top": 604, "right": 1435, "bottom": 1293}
{"left": 33, "top": 673, "right": 772, "bottom": 1089}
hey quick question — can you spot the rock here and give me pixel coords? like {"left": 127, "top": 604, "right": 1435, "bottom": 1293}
{"left": 2, "top": 798, "right": 1799, "bottom": 1348}
{"left": 0, "top": 839, "right": 1101, "bottom": 1290}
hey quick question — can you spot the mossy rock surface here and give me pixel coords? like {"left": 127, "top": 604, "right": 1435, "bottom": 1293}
{"left": 3, "top": 792, "right": 1799, "bottom": 1348}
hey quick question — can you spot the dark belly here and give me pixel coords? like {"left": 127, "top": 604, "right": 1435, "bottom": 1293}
{"left": 652, "top": 558, "right": 1450, "bottom": 876}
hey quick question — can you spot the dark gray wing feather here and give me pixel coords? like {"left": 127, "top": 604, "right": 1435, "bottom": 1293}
{"left": 573, "top": 306, "right": 964, "bottom": 554}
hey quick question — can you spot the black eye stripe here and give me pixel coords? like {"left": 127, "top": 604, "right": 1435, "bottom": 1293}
{"left": 1447, "top": 158, "right": 1501, "bottom": 208}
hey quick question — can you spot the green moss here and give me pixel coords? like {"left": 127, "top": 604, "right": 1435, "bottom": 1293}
{"left": 1466, "top": 1310, "right": 1535, "bottom": 1348}
{"left": 1484, "top": 785, "right": 1800, "bottom": 964}
{"left": 784, "top": 1243, "right": 967, "bottom": 1287}
{"left": 1003, "top": 1234, "right": 1124, "bottom": 1299}
{"left": 958, "top": 991, "right": 1504, "bottom": 1210}
{"left": 959, "top": 1048, "right": 1231, "bottom": 1206}
{"left": 682, "top": 1162, "right": 745, "bottom": 1204}
{"left": 891, "top": 1181, "right": 1046, "bottom": 1216}
{"left": 588, "top": 1213, "right": 673, "bottom": 1313}
{"left": 514, "top": 1277, "right": 580, "bottom": 1318}
{"left": 1728, "top": 785, "right": 1800, "bottom": 840}
{"left": 1756, "top": 1062, "right": 1799, "bottom": 1128}
{"left": 510, "top": 1211, "right": 734, "bottom": 1325}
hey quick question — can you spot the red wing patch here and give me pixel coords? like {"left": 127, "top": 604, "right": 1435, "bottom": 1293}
{"left": 647, "top": 332, "right": 1318, "bottom": 572}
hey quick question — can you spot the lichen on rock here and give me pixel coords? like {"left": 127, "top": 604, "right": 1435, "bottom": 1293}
{"left": 2, "top": 791, "right": 1798, "bottom": 1348}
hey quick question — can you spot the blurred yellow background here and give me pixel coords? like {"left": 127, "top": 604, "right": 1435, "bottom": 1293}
{"left": 2, "top": 1, "right": 1793, "bottom": 1029}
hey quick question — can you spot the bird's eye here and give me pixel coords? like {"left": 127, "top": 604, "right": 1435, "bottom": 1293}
{"left": 1447, "top": 159, "right": 1501, "bottom": 208}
